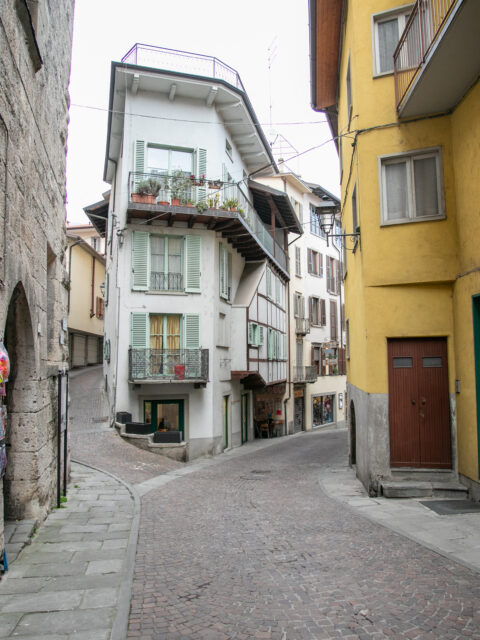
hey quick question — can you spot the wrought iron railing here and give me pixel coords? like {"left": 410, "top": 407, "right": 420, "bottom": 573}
{"left": 129, "top": 348, "right": 209, "bottom": 382}
{"left": 128, "top": 171, "right": 288, "bottom": 271}
{"left": 293, "top": 365, "right": 317, "bottom": 384}
{"left": 150, "top": 272, "right": 183, "bottom": 292}
{"left": 121, "top": 44, "right": 246, "bottom": 93}
{"left": 295, "top": 317, "right": 310, "bottom": 335}
{"left": 394, "top": 0, "right": 458, "bottom": 111}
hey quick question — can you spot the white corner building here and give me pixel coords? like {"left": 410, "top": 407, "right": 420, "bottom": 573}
{"left": 89, "top": 45, "right": 304, "bottom": 461}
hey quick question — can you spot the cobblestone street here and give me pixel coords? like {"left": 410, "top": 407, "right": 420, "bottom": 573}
{"left": 65, "top": 367, "right": 480, "bottom": 639}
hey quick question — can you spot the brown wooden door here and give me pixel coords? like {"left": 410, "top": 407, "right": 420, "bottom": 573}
{"left": 388, "top": 338, "right": 451, "bottom": 469}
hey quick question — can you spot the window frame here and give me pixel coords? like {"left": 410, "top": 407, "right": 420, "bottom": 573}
{"left": 379, "top": 147, "right": 445, "bottom": 226}
{"left": 372, "top": 4, "right": 413, "bottom": 77}
{"left": 150, "top": 234, "right": 184, "bottom": 292}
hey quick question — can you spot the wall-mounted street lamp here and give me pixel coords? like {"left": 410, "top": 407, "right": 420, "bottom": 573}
{"left": 315, "top": 201, "right": 360, "bottom": 251}
{"left": 99, "top": 282, "right": 105, "bottom": 298}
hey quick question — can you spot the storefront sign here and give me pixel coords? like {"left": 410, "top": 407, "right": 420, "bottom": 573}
{"left": 294, "top": 388, "right": 304, "bottom": 398}
{"left": 269, "top": 384, "right": 286, "bottom": 395}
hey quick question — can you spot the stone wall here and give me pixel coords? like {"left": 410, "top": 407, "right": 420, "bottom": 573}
{"left": 0, "top": 0, "right": 75, "bottom": 558}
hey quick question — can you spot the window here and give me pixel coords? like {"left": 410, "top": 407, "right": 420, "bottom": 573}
{"left": 147, "top": 146, "right": 193, "bottom": 175}
{"left": 330, "top": 300, "right": 338, "bottom": 341}
{"left": 312, "top": 394, "right": 335, "bottom": 427}
{"left": 326, "top": 257, "right": 339, "bottom": 294}
{"left": 310, "top": 204, "right": 325, "bottom": 237}
{"left": 295, "top": 246, "right": 301, "bottom": 277}
{"left": 309, "top": 297, "right": 326, "bottom": 326}
{"left": 307, "top": 249, "right": 323, "bottom": 277}
{"left": 131, "top": 231, "right": 201, "bottom": 293}
{"left": 380, "top": 149, "right": 444, "bottom": 224}
{"left": 225, "top": 138, "right": 233, "bottom": 161}
{"left": 294, "top": 293, "right": 304, "bottom": 318}
{"left": 266, "top": 267, "right": 272, "bottom": 298}
{"left": 373, "top": 7, "right": 411, "bottom": 76}
{"left": 95, "top": 296, "right": 104, "bottom": 319}
{"left": 219, "top": 243, "right": 232, "bottom": 301}
{"left": 248, "top": 322, "right": 264, "bottom": 347}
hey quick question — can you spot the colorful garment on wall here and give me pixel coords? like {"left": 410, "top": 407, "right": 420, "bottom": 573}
{"left": 0, "top": 406, "right": 6, "bottom": 477}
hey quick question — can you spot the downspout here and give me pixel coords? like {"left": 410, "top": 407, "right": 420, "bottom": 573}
{"left": 0, "top": 114, "right": 9, "bottom": 288}
{"left": 67, "top": 239, "right": 83, "bottom": 313}
{"left": 90, "top": 255, "right": 96, "bottom": 318}
{"left": 284, "top": 273, "right": 291, "bottom": 436}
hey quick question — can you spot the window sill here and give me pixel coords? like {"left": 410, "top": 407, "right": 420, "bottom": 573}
{"left": 144, "top": 291, "right": 189, "bottom": 296}
{"left": 373, "top": 70, "right": 394, "bottom": 79}
{"left": 380, "top": 214, "right": 446, "bottom": 227}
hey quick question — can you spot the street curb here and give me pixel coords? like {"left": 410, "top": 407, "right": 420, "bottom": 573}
{"left": 71, "top": 459, "right": 141, "bottom": 640}
{"left": 318, "top": 467, "right": 480, "bottom": 577}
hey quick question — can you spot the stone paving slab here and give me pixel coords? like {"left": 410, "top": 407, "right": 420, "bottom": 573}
{"left": 0, "top": 462, "right": 138, "bottom": 640}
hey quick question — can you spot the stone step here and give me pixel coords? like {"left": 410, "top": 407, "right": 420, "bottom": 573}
{"left": 380, "top": 481, "right": 469, "bottom": 499}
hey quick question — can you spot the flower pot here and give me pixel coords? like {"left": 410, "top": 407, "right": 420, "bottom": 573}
{"left": 157, "top": 200, "right": 169, "bottom": 206}
{"left": 208, "top": 181, "right": 221, "bottom": 190}
{"left": 171, "top": 198, "right": 181, "bottom": 206}
{"left": 132, "top": 193, "right": 155, "bottom": 204}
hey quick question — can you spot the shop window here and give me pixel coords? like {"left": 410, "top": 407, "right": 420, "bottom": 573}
{"left": 312, "top": 394, "right": 335, "bottom": 427}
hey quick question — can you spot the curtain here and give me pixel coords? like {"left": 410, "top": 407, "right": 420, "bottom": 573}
{"left": 385, "top": 161, "right": 408, "bottom": 219}
{"left": 378, "top": 18, "right": 399, "bottom": 74}
{"left": 150, "top": 315, "right": 164, "bottom": 349}
{"left": 414, "top": 156, "right": 438, "bottom": 217}
{"left": 166, "top": 315, "right": 181, "bottom": 350}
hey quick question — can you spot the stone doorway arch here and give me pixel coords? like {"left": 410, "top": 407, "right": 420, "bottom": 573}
{"left": 349, "top": 400, "right": 357, "bottom": 467}
{"left": 3, "top": 282, "right": 40, "bottom": 520}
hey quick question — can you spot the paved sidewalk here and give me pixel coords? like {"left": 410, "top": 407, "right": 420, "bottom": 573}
{"left": 318, "top": 428, "right": 480, "bottom": 575}
{"left": 0, "top": 462, "right": 138, "bottom": 640}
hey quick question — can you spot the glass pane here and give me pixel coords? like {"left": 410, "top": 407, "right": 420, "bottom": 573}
{"left": 385, "top": 161, "right": 408, "bottom": 220}
{"left": 148, "top": 147, "right": 169, "bottom": 173}
{"left": 144, "top": 402, "right": 152, "bottom": 424}
{"left": 312, "top": 395, "right": 334, "bottom": 426}
{"left": 156, "top": 403, "right": 179, "bottom": 430}
{"left": 393, "top": 357, "right": 412, "bottom": 368}
{"left": 378, "top": 19, "right": 399, "bottom": 73}
{"left": 150, "top": 236, "right": 165, "bottom": 272}
{"left": 168, "top": 237, "right": 182, "bottom": 275}
{"left": 150, "top": 315, "right": 164, "bottom": 350}
{"left": 166, "top": 315, "right": 181, "bottom": 350}
{"left": 414, "top": 156, "right": 439, "bottom": 217}
{"left": 171, "top": 150, "right": 193, "bottom": 172}
{"left": 423, "top": 356, "right": 442, "bottom": 368}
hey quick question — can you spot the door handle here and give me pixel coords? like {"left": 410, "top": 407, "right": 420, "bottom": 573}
{"left": 421, "top": 397, "right": 426, "bottom": 406}
{"left": 411, "top": 399, "right": 416, "bottom": 405}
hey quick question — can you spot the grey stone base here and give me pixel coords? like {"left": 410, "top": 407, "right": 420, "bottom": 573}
{"left": 459, "top": 473, "right": 480, "bottom": 502}
{"left": 115, "top": 424, "right": 187, "bottom": 462}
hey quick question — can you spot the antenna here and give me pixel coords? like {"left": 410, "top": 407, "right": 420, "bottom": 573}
{"left": 267, "top": 37, "right": 278, "bottom": 145}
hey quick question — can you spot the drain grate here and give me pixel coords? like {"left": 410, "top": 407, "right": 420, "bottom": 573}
{"left": 250, "top": 470, "right": 271, "bottom": 475}
{"left": 420, "top": 499, "right": 480, "bottom": 515}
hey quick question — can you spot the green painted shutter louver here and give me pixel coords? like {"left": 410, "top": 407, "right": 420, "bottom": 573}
{"left": 132, "top": 231, "right": 150, "bottom": 290}
{"left": 130, "top": 312, "right": 149, "bottom": 348}
{"left": 134, "top": 140, "right": 145, "bottom": 188}
{"left": 268, "top": 328, "right": 274, "bottom": 360}
{"left": 184, "top": 313, "right": 201, "bottom": 377}
{"left": 258, "top": 326, "right": 264, "bottom": 346}
{"left": 185, "top": 235, "right": 201, "bottom": 293}
{"left": 227, "top": 251, "right": 232, "bottom": 301}
{"left": 248, "top": 322, "right": 254, "bottom": 346}
{"left": 197, "top": 148, "right": 207, "bottom": 202}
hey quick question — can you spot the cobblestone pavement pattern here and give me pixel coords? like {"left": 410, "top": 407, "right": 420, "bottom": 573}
{"left": 69, "top": 366, "right": 181, "bottom": 483}
{"left": 129, "top": 430, "right": 480, "bottom": 640}
{"left": 0, "top": 464, "right": 134, "bottom": 639}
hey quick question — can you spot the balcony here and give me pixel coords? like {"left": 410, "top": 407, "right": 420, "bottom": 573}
{"left": 394, "top": 0, "right": 480, "bottom": 117}
{"left": 122, "top": 44, "right": 246, "bottom": 93}
{"left": 128, "top": 171, "right": 289, "bottom": 274}
{"left": 293, "top": 365, "right": 317, "bottom": 384}
{"left": 129, "top": 348, "right": 209, "bottom": 383}
{"left": 295, "top": 317, "right": 310, "bottom": 335}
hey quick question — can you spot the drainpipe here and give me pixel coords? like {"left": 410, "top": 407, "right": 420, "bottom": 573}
{"left": 67, "top": 239, "right": 83, "bottom": 313}
{"left": 90, "top": 255, "right": 96, "bottom": 318}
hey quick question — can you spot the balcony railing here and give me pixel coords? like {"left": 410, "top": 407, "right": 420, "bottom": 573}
{"left": 129, "top": 348, "right": 209, "bottom": 382}
{"left": 295, "top": 317, "right": 310, "bottom": 335}
{"left": 293, "top": 365, "right": 317, "bottom": 384}
{"left": 394, "top": 0, "right": 458, "bottom": 110}
{"left": 150, "top": 272, "right": 183, "bottom": 292}
{"left": 128, "top": 171, "right": 288, "bottom": 271}
{"left": 122, "top": 44, "right": 246, "bottom": 93}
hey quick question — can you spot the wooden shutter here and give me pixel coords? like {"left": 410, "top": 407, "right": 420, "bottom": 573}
{"left": 219, "top": 243, "right": 229, "bottom": 299}
{"left": 295, "top": 246, "right": 301, "bottom": 276}
{"left": 308, "top": 297, "right": 313, "bottom": 322}
{"left": 134, "top": 140, "right": 145, "bottom": 187}
{"left": 338, "top": 347, "right": 346, "bottom": 375}
{"left": 184, "top": 314, "right": 200, "bottom": 348}
{"left": 320, "top": 346, "right": 326, "bottom": 376}
{"left": 130, "top": 312, "right": 149, "bottom": 347}
{"left": 268, "top": 328, "right": 274, "bottom": 360}
{"left": 258, "top": 325, "right": 264, "bottom": 346}
{"left": 196, "top": 148, "right": 207, "bottom": 202}
{"left": 248, "top": 322, "right": 254, "bottom": 345}
{"left": 307, "top": 249, "right": 312, "bottom": 274}
{"left": 330, "top": 300, "right": 337, "bottom": 340}
{"left": 326, "top": 258, "right": 332, "bottom": 291}
{"left": 228, "top": 251, "right": 232, "bottom": 301}
{"left": 319, "top": 253, "right": 323, "bottom": 277}
{"left": 131, "top": 231, "right": 150, "bottom": 290}
{"left": 336, "top": 259, "right": 341, "bottom": 294}
{"left": 185, "top": 235, "right": 201, "bottom": 293}
{"left": 320, "top": 299, "right": 326, "bottom": 326}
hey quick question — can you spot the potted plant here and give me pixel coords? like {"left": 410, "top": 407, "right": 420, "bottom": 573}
{"left": 206, "top": 193, "right": 220, "bottom": 209}
{"left": 208, "top": 179, "right": 222, "bottom": 190}
{"left": 196, "top": 200, "right": 208, "bottom": 213}
{"left": 223, "top": 198, "right": 239, "bottom": 212}
{"left": 157, "top": 176, "right": 170, "bottom": 205}
{"left": 170, "top": 170, "right": 189, "bottom": 206}
{"left": 190, "top": 173, "right": 206, "bottom": 187}
{"left": 131, "top": 178, "right": 162, "bottom": 204}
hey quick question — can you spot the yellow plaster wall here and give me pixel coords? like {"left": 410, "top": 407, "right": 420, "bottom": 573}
{"left": 68, "top": 245, "right": 105, "bottom": 336}
{"left": 451, "top": 81, "right": 480, "bottom": 481}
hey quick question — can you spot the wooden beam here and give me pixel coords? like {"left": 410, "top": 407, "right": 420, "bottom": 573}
{"left": 187, "top": 215, "right": 197, "bottom": 229}
{"left": 167, "top": 213, "right": 175, "bottom": 227}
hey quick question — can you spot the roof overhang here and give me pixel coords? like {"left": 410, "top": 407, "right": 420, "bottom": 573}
{"left": 104, "top": 61, "right": 277, "bottom": 183}
{"left": 248, "top": 180, "right": 303, "bottom": 235}
{"left": 66, "top": 234, "right": 106, "bottom": 264}
{"left": 83, "top": 197, "right": 109, "bottom": 237}
{"left": 308, "top": 0, "right": 344, "bottom": 142}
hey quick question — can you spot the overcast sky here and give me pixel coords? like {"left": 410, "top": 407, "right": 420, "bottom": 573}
{"left": 66, "top": 0, "right": 339, "bottom": 225}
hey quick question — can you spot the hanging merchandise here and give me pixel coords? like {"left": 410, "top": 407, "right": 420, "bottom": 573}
{"left": 0, "top": 342, "right": 10, "bottom": 385}
{"left": 0, "top": 406, "right": 5, "bottom": 478}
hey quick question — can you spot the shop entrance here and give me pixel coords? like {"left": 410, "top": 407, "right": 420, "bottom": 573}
{"left": 241, "top": 394, "right": 248, "bottom": 444}
{"left": 294, "top": 388, "right": 304, "bottom": 433}
{"left": 144, "top": 399, "right": 184, "bottom": 438}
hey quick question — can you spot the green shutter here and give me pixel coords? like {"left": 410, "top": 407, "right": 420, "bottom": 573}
{"left": 134, "top": 140, "right": 145, "bottom": 187}
{"left": 268, "top": 328, "right": 274, "bottom": 360}
{"left": 196, "top": 148, "right": 207, "bottom": 202}
{"left": 185, "top": 235, "right": 201, "bottom": 293}
{"left": 219, "top": 243, "right": 229, "bottom": 299}
{"left": 283, "top": 334, "right": 287, "bottom": 360}
{"left": 130, "top": 312, "right": 149, "bottom": 347}
{"left": 248, "top": 322, "right": 254, "bottom": 345}
{"left": 131, "top": 231, "right": 150, "bottom": 290}
{"left": 228, "top": 251, "right": 232, "bottom": 301}
{"left": 184, "top": 314, "right": 200, "bottom": 348}
{"left": 258, "top": 326, "right": 264, "bottom": 346}
{"left": 266, "top": 267, "right": 272, "bottom": 298}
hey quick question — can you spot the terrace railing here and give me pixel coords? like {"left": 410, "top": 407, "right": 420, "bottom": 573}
{"left": 295, "top": 317, "right": 310, "bottom": 335}
{"left": 129, "top": 348, "right": 209, "bottom": 382}
{"left": 394, "top": 0, "right": 458, "bottom": 111}
{"left": 122, "top": 44, "right": 246, "bottom": 93}
{"left": 293, "top": 365, "right": 317, "bottom": 384}
{"left": 128, "top": 171, "right": 288, "bottom": 271}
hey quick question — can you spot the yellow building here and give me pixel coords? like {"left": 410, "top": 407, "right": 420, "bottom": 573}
{"left": 309, "top": 0, "right": 480, "bottom": 498}
{"left": 66, "top": 228, "right": 106, "bottom": 368}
